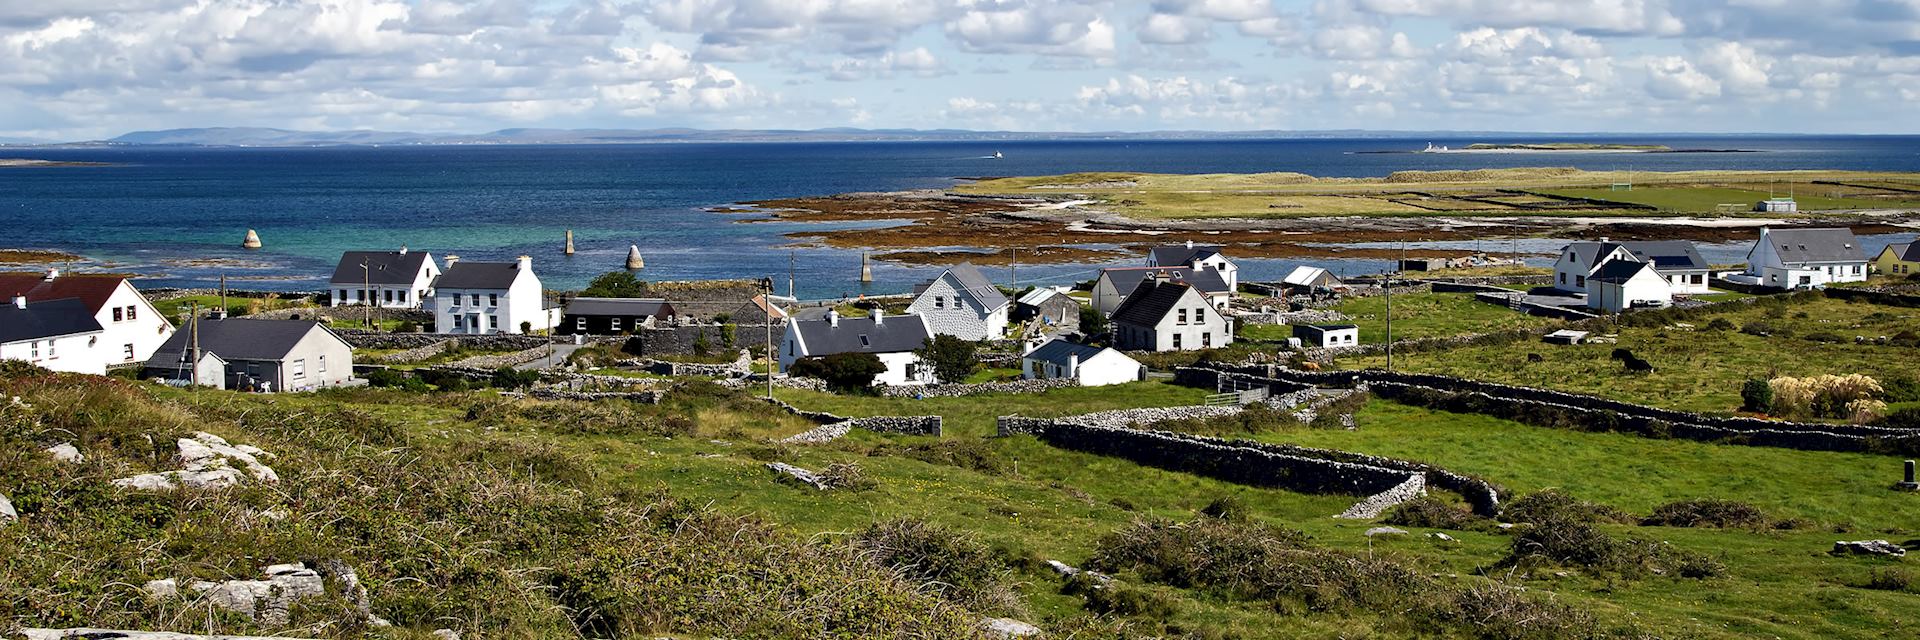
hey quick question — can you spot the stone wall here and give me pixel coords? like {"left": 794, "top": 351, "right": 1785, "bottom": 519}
{"left": 446, "top": 346, "right": 552, "bottom": 369}
{"left": 1824, "top": 286, "right": 1920, "bottom": 309}
{"left": 876, "top": 377, "right": 1077, "bottom": 398}
{"left": 637, "top": 279, "right": 769, "bottom": 320}
{"left": 521, "top": 390, "right": 667, "bottom": 403}
{"left": 335, "top": 331, "right": 554, "bottom": 350}
{"left": 623, "top": 323, "right": 777, "bottom": 358}
{"left": 251, "top": 306, "right": 432, "bottom": 325}
{"left": 762, "top": 396, "right": 943, "bottom": 441}
{"left": 613, "top": 356, "right": 751, "bottom": 378}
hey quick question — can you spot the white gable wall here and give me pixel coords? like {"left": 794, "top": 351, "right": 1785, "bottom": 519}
{"left": 906, "top": 273, "right": 1007, "bottom": 341}
{"left": 1588, "top": 268, "right": 1672, "bottom": 312}
{"left": 97, "top": 280, "right": 175, "bottom": 365}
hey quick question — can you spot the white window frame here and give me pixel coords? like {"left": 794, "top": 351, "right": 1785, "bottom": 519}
{"left": 291, "top": 359, "right": 306, "bottom": 380}
{"left": 609, "top": 317, "right": 621, "bottom": 332}
{"left": 318, "top": 355, "right": 327, "bottom": 373}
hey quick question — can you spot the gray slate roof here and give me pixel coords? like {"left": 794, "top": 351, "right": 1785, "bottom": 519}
{"left": 1023, "top": 339, "right": 1106, "bottom": 366}
{"left": 794, "top": 314, "right": 931, "bottom": 355}
{"left": 1149, "top": 244, "right": 1223, "bottom": 266}
{"left": 330, "top": 250, "right": 432, "bottom": 285}
{"left": 145, "top": 319, "right": 336, "bottom": 365}
{"left": 1882, "top": 242, "right": 1919, "bottom": 262}
{"left": 1763, "top": 228, "right": 1867, "bottom": 264}
{"left": 435, "top": 261, "right": 523, "bottom": 289}
{"left": 1564, "top": 241, "right": 1708, "bottom": 271}
{"left": 0, "top": 298, "right": 103, "bottom": 343}
{"left": 1590, "top": 259, "right": 1658, "bottom": 284}
{"left": 1102, "top": 266, "right": 1228, "bottom": 299}
{"left": 564, "top": 297, "right": 675, "bottom": 317}
{"left": 916, "top": 262, "right": 1009, "bottom": 311}
{"left": 1110, "top": 280, "right": 1194, "bottom": 327}
{"left": 1292, "top": 324, "right": 1356, "bottom": 339}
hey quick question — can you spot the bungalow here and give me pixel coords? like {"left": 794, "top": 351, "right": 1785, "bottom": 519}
{"left": 0, "top": 270, "right": 176, "bottom": 365}
{"left": 1586, "top": 260, "right": 1672, "bottom": 313}
{"left": 779, "top": 310, "right": 936, "bottom": 386}
{"left": 1109, "top": 278, "right": 1233, "bottom": 352}
{"left": 1280, "top": 266, "right": 1344, "bottom": 294}
{"left": 905, "top": 262, "right": 1010, "bottom": 341}
{"left": 1021, "top": 338, "right": 1143, "bottom": 387}
{"left": 1744, "top": 227, "right": 1869, "bottom": 290}
{"left": 1148, "top": 241, "right": 1239, "bottom": 292}
{"left": 433, "top": 255, "right": 555, "bottom": 334}
{"left": 1091, "top": 266, "right": 1230, "bottom": 316}
{"left": 1292, "top": 324, "right": 1359, "bottom": 349}
{"left": 560, "top": 297, "right": 676, "bottom": 335}
{"left": 144, "top": 319, "right": 354, "bottom": 392}
{"left": 1873, "top": 242, "right": 1919, "bottom": 277}
{"left": 1553, "top": 240, "right": 1710, "bottom": 295}
{"left": 1013, "top": 287, "right": 1081, "bottom": 332}
{"left": 0, "top": 296, "right": 108, "bottom": 375}
{"left": 329, "top": 248, "right": 439, "bottom": 309}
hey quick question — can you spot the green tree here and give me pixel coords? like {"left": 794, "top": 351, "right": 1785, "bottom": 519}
{"left": 1078, "top": 305, "right": 1108, "bottom": 335}
{"left": 582, "top": 271, "right": 648, "bottom": 298}
{"left": 915, "top": 334, "right": 978, "bottom": 384}
{"left": 789, "top": 353, "right": 888, "bottom": 393}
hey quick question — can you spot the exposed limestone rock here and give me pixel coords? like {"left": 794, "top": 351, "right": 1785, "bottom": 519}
{"left": 981, "top": 617, "right": 1044, "bottom": 639}
{"left": 1428, "top": 532, "right": 1456, "bottom": 542}
{"left": 1045, "top": 560, "right": 1112, "bottom": 587}
{"left": 184, "top": 562, "right": 326, "bottom": 626}
{"left": 431, "top": 630, "right": 461, "bottom": 640}
{"left": 22, "top": 629, "right": 319, "bottom": 640}
{"left": 1, "top": 491, "right": 16, "bottom": 526}
{"left": 1364, "top": 526, "right": 1409, "bottom": 537}
{"left": 766, "top": 462, "right": 829, "bottom": 490}
{"left": 143, "top": 578, "right": 179, "bottom": 599}
{"left": 780, "top": 422, "right": 852, "bottom": 444}
{"left": 112, "top": 432, "right": 278, "bottom": 491}
{"left": 1833, "top": 540, "right": 1906, "bottom": 557}
{"left": 314, "top": 558, "right": 390, "bottom": 627}
{"left": 44, "top": 442, "right": 83, "bottom": 463}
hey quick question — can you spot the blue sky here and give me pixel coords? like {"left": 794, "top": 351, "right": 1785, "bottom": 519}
{"left": 2, "top": 0, "right": 1917, "bottom": 140}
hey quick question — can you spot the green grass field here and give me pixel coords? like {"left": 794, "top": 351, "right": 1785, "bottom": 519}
{"left": 1534, "top": 186, "right": 1920, "bottom": 213}
{"left": 1333, "top": 291, "right": 1556, "bottom": 344}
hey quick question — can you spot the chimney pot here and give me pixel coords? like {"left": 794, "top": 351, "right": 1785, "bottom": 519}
{"left": 1599, "top": 236, "right": 1609, "bottom": 243}
{"left": 827, "top": 309, "right": 839, "bottom": 327}
{"left": 872, "top": 308, "right": 884, "bottom": 325}
{"left": 516, "top": 255, "right": 532, "bottom": 270}
{"left": 399, "top": 245, "right": 408, "bottom": 255}
{"left": 11, "top": 295, "right": 25, "bottom": 310}
{"left": 445, "top": 255, "right": 460, "bottom": 268}
{"left": 43, "top": 268, "right": 58, "bottom": 281}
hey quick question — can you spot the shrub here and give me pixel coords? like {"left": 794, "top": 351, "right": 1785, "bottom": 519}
{"left": 816, "top": 462, "right": 876, "bottom": 491}
{"left": 1740, "top": 379, "right": 1774, "bottom": 413}
{"left": 1200, "top": 496, "right": 1248, "bottom": 522}
{"left": 851, "top": 519, "right": 1021, "bottom": 615}
{"left": 1502, "top": 489, "right": 1634, "bottom": 525}
{"left": 1641, "top": 499, "right": 1772, "bottom": 529}
{"left": 1861, "top": 567, "right": 1917, "bottom": 593}
{"left": 868, "top": 439, "right": 1011, "bottom": 474}
{"left": 1882, "top": 374, "right": 1920, "bottom": 403}
{"left": 490, "top": 367, "right": 541, "bottom": 390}
{"left": 582, "top": 271, "right": 648, "bottom": 297}
{"left": 1768, "top": 374, "right": 1884, "bottom": 422}
{"left": 1803, "top": 331, "right": 1845, "bottom": 344}
{"left": 1878, "top": 406, "right": 1920, "bottom": 430}
{"left": 1383, "top": 496, "right": 1485, "bottom": 530}
{"left": 1705, "top": 318, "right": 1736, "bottom": 331}
{"left": 1503, "top": 515, "right": 1722, "bottom": 578}
{"left": 1078, "top": 582, "right": 1177, "bottom": 618}
{"left": 915, "top": 334, "right": 980, "bottom": 384}
{"left": 789, "top": 352, "right": 888, "bottom": 393}
{"left": 1741, "top": 321, "right": 1781, "bottom": 337}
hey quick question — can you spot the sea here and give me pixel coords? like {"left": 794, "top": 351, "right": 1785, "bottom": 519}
{"left": 2, "top": 135, "right": 1917, "bottom": 299}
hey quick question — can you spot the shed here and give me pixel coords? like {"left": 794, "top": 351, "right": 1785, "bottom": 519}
{"left": 1280, "top": 266, "right": 1344, "bottom": 292}
{"left": 1292, "top": 324, "right": 1360, "bottom": 348}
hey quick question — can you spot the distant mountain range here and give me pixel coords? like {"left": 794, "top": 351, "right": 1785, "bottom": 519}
{"left": 17, "top": 126, "right": 1811, "bottom": 148}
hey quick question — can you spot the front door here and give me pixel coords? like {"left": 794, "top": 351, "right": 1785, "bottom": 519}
{"left": 469, "top": 313, "right": 483, "bottom": 334}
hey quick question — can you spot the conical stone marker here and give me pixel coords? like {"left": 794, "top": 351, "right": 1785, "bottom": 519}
{"left": 241, "top": 229, "right": 262, "bottom": 249}
{"left": 565, "top": 230, "right": 576, "bottom": 255}
{"left": 860, "top": 251, "right": 873, "bottom": 283}
{"left": 626, "top": 244, "right": 645, "bottom": 269}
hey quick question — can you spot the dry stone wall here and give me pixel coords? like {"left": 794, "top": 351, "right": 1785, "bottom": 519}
{"left": 876, "top": 378, "right": 1077, "bottom": 398}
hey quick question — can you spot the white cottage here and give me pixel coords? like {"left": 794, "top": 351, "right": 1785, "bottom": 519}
{"left": 432, "top": 256, "right": 554, "bottom": 334}
{"left": 1109, "top": 279, "right": 1234, "bottom": 352}
{"left": 1021, "top": 338, "right": 1143, "bottom": 387}
{"left": 0, "top": 296, "right": 108, "bottom": 375}
{"left": 779, "top": 310, "right": 936, "bottom": 386}
{"left": 0, "top": 270, "right": 175, "bottom": 366}
{"left": 905, "top": 262, "right": 1010, "bottom": 341}
{"left": 329, "top": 248, "right": 440, "bottom": 309}
{"left": 1554, "top": 240, "right": 1711, "bottom": 296}
{"left": 1148, "top": 241, "right": 1239, "bottom": 292}
{"left": 1744, "top": 227, "right": 1869, "bottom": 290}
{"left": 1586, "top": 260, "right": 1672, "bottom": 312}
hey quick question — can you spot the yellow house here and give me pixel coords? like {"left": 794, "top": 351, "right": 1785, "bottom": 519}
{"left": 1873, "top": 242, "right": 1920, "bottom": 277}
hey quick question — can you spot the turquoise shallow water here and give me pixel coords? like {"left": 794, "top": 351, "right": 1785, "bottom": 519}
{"left": 2, "top": 136, "right": 1916, "bottom": 297}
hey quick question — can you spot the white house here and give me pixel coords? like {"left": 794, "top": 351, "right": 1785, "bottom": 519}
{"left": 1091, "top": 266, "right": 1231, "bottom": 316}
{"left": 779, "top": 310, "right": 936, "bottom": 386}
{"left": 1148, "top": 241, "right": 1239, "bottom": 292}
{"left": 145, "top": 319, "right": 355, "bottom": 392}
{"left": 1291, "top": 324, "right": 1359, "bottom": 349}
{"left": 0, "top": 296, "right": 109, "bottom": 375}
{"left": 1586, "top": 260, "right": 1672, "bottom": 312}
{"left": 1745, "top": 227, "right": 1870, "bottom": 290}
{"left": 0, "top": 270, "right": 175, "bottom": 366}
{"left": 1554, "top": 240, "right": 1711, "bottom": 296}
{"left": 1755, "top": 197, "right": 1798, "bottom": 213}
{"left": 432, "top": 255, "right": 555, "bottom": 334}
{"left": 905, "top": 262, "right": 1009, "bottom": 341}
{"left": 1021, "top": 338, "right": 1143, "bottom": 387}
{"left": 329, "top": 248, "right": 440, "bottom": 308}
{"left": 1109, "top": 278, "right": 1234, "bottom": 352}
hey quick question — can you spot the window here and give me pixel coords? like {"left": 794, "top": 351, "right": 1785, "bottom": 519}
{"left": 318, "top": 355, "right": 327, "bottom": 373}
{"left": 122, "top": 344, "right": 134, "bottom": 361}
{"left": 1172, "top": 334, "right": 1183, "bottom": 349}
{"left": 1202, "top": 332, "right": 1211, "bottom": 348}
{"left": 933, "top": 296, "right": 944, "bottom": 309}
{"left": 338, "top": 289, "right": 348, "bottom": 303}
{"left": 470, "top": 294, "right": 480, "bottom": 306}
{"left": 860, "top": 334, "right": 870, "bottom": 347}
{"left": 291, "top": 359, "right": 306, "bottom": 379}
{"left": 788, "top": 341, "right": 795, "bottom": 356}
{"left": 489, "top": 293, "right": 499, "bottom": 306}
{"left": 384, "top": 290, "right": 394, "bottom": 303}
{"left": 1691, "top": 274, "right": 1704, "bottom": 285}
{"left": 1853, "top": 265, "right": 1862, "bottom": 275}
{"left": 576, "top": 318, "right": 586, "bottom": 331}
{"left": 29, "top": 341, "right": 39, "bottom": 359}
{"left": 1176, "top": 309, "right": 1187, "bottom": 324}
{"left": 46, "top": 339, "right": 56, "bottom": 359}
{"left": 1575, "top": 275, "right": 1585, "bottom": 287}
{"left": 453, "top": 315, "right": 464, "bottom": 329}
{"left": 1559, "top": 273, "right": 1567, "bottom": 284}
{"left": 113, "top": 307, "right": 124, "bottom": 322}
{"left": 398, "top": 291, "right": 408, "bottom": 304}
{"left": 610, "top": 318, "right": 622, "bottom": 332}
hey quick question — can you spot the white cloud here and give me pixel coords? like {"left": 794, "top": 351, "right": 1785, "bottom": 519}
{"left": 1645, "top": 56, "right": 1720, "bottom": 100}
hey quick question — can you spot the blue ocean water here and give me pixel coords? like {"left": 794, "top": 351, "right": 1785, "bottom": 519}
{"left": 2, "top": 135, "right": 1917, "bottom": 297}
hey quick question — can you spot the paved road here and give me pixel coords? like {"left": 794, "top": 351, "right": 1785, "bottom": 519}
{"left": 515, "top": 343, "right": 588, "bottom": 370}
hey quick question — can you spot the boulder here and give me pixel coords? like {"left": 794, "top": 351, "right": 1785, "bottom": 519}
{"left": 143, "top": 578, "right": 179, "bottom": 599}
{"left": 112, "top": 433, "right": 278, "bottom": 492}
{"left": 1, "top": 491, "right": 16, "bottom": 526}
{"left": 1364, "top": 526, "right": 1409, "bottom": 537}
{"left": 314, "top": 558, "right": 391, "bottom": 627}
{"left": 1044, "top": 559, "right": 1112, "bottom": 587}
{"left": 44, "top": 442, "right": 83, "bottom": 464}
{"left": 183, "top": 563, "right": 327, "bottom": 626}
{"left": 1428, "top": 532, "right": 1456, "bottom": 542}
{"left": 1833, "top": 540, "right": 1906, "bottom": 557}
{"left": 981, "top": 617, "right": 1044, "bottom": 639}
{"left": 431, "top": 630, "right": 461, "bottom": 640}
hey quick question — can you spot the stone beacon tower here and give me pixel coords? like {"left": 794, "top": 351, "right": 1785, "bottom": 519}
{"left": 241, "top": 229, "right": 262, "bottom": 249}
{"left": 626, "top": 244, "right": 646, "bottom": 269}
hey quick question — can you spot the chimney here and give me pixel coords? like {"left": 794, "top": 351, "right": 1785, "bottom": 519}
{"left": 872, "top": 308, "right": 884, "bottom": 325}
{"left": 399, "top": 245, "right": 408, "bottom": 255}
{"left": 444, "top": 255, "right": 460, "bottom": 269}
{"left": 1599, "top": 236, "right": 1610, "bottom": 243}
{"left": 43, "top": 268, "right": 58, "bottom": 281}
{"left": 1067, "top": 352, "right": 1080, "bottom": 377}
{"left": 827, "top": 309, "right": 840, "bottom": 327}
{"left": 11, "top": 295, "right": 24, "bottom": 309}
{"left": 516, "top": 255, "right": 532, "bottom": 271}
{"left": 1185, "top": 239, "right": 1194, "bottom": 249}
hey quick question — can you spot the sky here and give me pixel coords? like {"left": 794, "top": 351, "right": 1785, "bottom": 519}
{"left": 2, "top": 0, "right": 1918, "bottom": 140}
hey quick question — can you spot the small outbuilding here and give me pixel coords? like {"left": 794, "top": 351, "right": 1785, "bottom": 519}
{"left": 1013, "top": 287, "right": 1081, "bottom": 332}
{"left": 1280, "top": 266, "right": 1344, "bottom": 293}
{"left": 560, "top": 297, "right": 677, "bottom": 335}
{"left": 1754, "top": 198, "right": 1798, "bottom": 213}
{"left": 1021, "top": 338, "right": 1144, "bottom": 387}
{"left": 1292, "top": 324, "right": 1360, "bottom": 348}
{"left": 1586, "top": 259, "right": 1672, "bottom": 313}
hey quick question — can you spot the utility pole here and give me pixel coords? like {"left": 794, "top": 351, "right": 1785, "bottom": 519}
{"left": 219, "top": 274, "right": 227, "bottom": 317}
{"left": 1009, "top": 247, "right": 1018, "bottom": 286}
{"left": 761, "top": 277, "right": 775, "bottom": 400}
{"left": 788, "top": 251, "right": 797, "bottom": 300}
{"left": 360, "top": 259, "right": 372, "bottom": 328}
{"left": 189, "top": 302, "right": 201, "bottom": 390}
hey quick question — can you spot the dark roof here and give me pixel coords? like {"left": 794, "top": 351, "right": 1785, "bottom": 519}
{"left": 145, "top": 319, "right": 337, "bottom": 365}
{"left": 1882, "top": 242, "right": 1920, "bottom": 262}
{"left": 1590, "top": 258, "right": 1657, "bottom": 284}
{"left": 435, "top": 261, "right": 524, "bottom": 289}
{"left": 794, "top": 313, "right": 931, "bottom": 355}
{"left": 330, "top": 251, "right": 433, "bottom": 286}
{"left": 564, "top": 297, "right": 674, "bottom": 317}
{"left": 1024, "top": 339, "right": 1106, "bottom": 366}
{"left": 1110, "top": 280, "right": 1196, "bottom": 327}
{"left": 0, "top": 298, "right": 103, "bottom": 343}
{"left": 0, "top": 273, "right": 129, "bottom": 314}
{"left": 1292, "top": 324, "right": 1356, "bottom": 339}
{"left": 1562, "top": 241, "right": 1708, "bottom": 272}
{"left": 1763, "top": 228, "right": 1867, "bottom": 264}
{"left": 916, "top": 262, "right": 1009, "bottom": 310}
{"left": 1149, "top": 244, "right": 1223, "bottom": 266}
{"left": 1102, "top": 266, "right": 1228, "bottom": 299}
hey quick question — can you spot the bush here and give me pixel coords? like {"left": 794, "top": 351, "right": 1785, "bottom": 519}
{"left": 1877, "top": 406, "right": 1920, "bottom": 430}
{"left": 1803, "top": 331, "right": 1845, "bottom": 344}
{"left": 1383, "top": 496, "right": 1485, "bottom": 530}
{"left": 1640, "top": 499, "right": 1772, "bottom": 529}
{"left": 1882, "top": 374, "right": 1920, "bottom": 403}
{"left": 789, "top": 352, "right": 888, "bottom": 393}
{"left": 1502, "top": 489, "right": 1634, "bottom": 525}
{"left": 1768, "top": 374, "right": 1885, "bottom": 422}
{"left": 1705, "top": 318, "right": 1736, "bottom": 331}
{"left": 364, "top": 368, "right": 428, "bottom": 392}
{"left": 816, "top": 462, "right": 875, "bottom": 491}
{"left": 1077, "top": 581, "right": 1177, "bottom": 618}
{"left": 1741, "top": 321, "right": 1782, "bottom": 337}
{"left": 1740, "top": 379, "right": 1774, "bottom": 413}
{"left": 915, "top": 334, "right": 979, "bottom": 384}
{"left": 582, "top": 271, "right": 648, "bottom": 297}
{"left": 851, "top": 519, "right": 1021, "bottom": 615}
{"left": 1503, "top": 515, "right": 1722, "bottom": 578}
{"left": 490, "top": 367, "right": 541, "bottom": 390}
{"left": 1199, "top": 496, "right": 1248, "bottom": 522}
{"left": 1861, "top": 567, "right": 1917, "bottom": 593}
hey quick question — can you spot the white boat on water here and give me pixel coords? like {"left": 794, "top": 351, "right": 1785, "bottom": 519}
{"left": 992, "top": 151, "right": 1004, "bottom": 159}
{"left": 1421, "top": 142, "right": 1450, "bottom": 153}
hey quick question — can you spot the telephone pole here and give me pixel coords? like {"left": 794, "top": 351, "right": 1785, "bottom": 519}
{"left": 1009, "top": 247, "right": 1018, "bottom": 286}
{"left": 189, "top": 302, "right": 201, "bottom": 390}
{"left": 360, "top": 259, "right": 372, "bottom": 328}
{"left": 761, "top": 277, "right": 776, "bottom": 400}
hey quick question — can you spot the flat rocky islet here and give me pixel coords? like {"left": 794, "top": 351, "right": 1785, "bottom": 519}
{"left": 0, "top": 158, "right": 114, "bottom": 167}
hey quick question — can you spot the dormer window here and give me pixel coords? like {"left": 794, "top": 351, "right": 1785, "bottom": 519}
{"left": 860, "top": 335, "right": 870, "bottom": 347}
